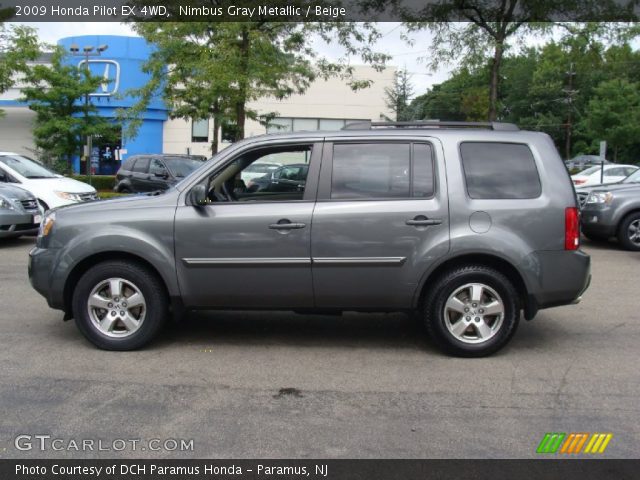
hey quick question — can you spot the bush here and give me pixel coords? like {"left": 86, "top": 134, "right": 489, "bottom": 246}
{"left": 70, "top": 175, "right": 116, "bottom": 191}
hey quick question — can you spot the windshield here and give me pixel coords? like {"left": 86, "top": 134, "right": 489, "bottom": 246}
{"left": 0, "top": 154, "right": 57, "bottom": 179}
{"left": 165, "top": 158, "right": 204, "bottom": 178}
{"left": 623, "top": 169, "right": 640, "bottom": 183}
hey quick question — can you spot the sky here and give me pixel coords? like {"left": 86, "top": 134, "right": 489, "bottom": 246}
{"left": 16, "top": 21, "right": 453, "bottom": 95}
{"left": 15, "top": 21, "right": 630, "bottom": 97}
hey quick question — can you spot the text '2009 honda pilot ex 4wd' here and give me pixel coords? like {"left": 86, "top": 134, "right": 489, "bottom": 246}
{"left": 29, "top": 121, "right": 591, "bottom": 357}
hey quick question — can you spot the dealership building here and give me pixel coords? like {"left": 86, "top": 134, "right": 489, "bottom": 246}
{"left": 0, "top": 35, "right": 395, "bottom": 174}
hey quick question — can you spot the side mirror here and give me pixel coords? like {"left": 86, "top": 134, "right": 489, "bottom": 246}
{"left": 190, "top": 184, "right": 208, "bottom": 206}
{"left": 154, "top": 169, "right": 169, "bottom": 179}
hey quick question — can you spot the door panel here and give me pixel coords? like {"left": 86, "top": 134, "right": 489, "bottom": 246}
{"left": 174, "top": 140, "right": 322, "bottom": 309}
{"left": 175, "top": 202, "right": 314, "bottom": 308}
{"left": 311, "top": 139, "right": 450, "bottom": 309}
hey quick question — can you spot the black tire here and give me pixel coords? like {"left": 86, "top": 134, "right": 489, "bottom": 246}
{"left": 617, "top": 212, "right": 640, "bottom": 251}
{"left": 118, "top": 185, "right": 132, "bottom": 194}
{"left": 72, "top": 260, "right": 168, "bottom": 350}
{"left": 423, "top": 265, "right": 519, "bottom": 357}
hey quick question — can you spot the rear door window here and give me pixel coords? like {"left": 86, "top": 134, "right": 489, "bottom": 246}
{"left": 330, "top": 143, "right": 434, "bottom": 200}
{"left": 460, "top": 142, "right": 541, "bottom": 199}
{"left": 132, "top": 157, "right": 150, "bottom": 173}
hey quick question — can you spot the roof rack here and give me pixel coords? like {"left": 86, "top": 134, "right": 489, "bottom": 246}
{"left": 342, "top": 120, "right": 519, "bottom": 131}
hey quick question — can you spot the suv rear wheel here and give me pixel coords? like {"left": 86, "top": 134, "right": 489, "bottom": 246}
{"left": 617, "top": 212, "right": 640, "bottom": 251}
{"left": 72, "top": 261, "right": 168, "bottom": 350}
{"left": 423, "top": 266, "right": 519, "bottom": 357}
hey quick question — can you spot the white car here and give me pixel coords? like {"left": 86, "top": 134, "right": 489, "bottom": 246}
{"left": 0, "top": 152, "right": 97, "bottom": 210}
{"left": 571, "top": 164, "right": 638, "bottom": 186}
{"left": 240, "top": 162, "right": 281, "bottom": 184}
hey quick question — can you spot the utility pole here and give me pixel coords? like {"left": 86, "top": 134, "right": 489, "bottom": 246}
{"left": 563, "top": 63, "right": 577, "bottom": 160}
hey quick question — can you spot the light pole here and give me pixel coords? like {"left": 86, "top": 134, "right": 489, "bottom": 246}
{"left": 69, "top": 43, "right": 108, "bottom": 185}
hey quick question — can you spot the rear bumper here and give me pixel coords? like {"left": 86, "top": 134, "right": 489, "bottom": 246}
{"left": 526, "top": 249, "right": 591, "bottom": 313}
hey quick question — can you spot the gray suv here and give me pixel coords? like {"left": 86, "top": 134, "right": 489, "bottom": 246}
{"left": 581, "top": 171, "right": 640, "bottom": 250}
{"left": 29, "top": 121, "right": 590, "bottom": 356}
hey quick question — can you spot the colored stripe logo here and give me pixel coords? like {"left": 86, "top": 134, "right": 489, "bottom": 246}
{"left": 537, "top": 433, "right": 613, "bottom": 454}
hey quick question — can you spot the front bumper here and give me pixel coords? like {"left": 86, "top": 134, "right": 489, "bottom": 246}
{"left": 581, "top": 207, "right": 616, "bottom": 237}
{"left": 0, "top": 212, "right": 39, "bottom": 238}
{"left": 29, "top": 246, "right": 64, "bottom": 310}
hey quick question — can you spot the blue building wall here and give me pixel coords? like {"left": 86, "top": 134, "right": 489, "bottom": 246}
{"left": 57, "top": 35, "right": 168, "bottom": 173}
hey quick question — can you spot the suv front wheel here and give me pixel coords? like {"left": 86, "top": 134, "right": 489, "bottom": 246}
{"left": 423, "top": 266, "right": 519, "bottom": 357}
{"left": 72, "top": 261, "right": 168, "bottom": 350}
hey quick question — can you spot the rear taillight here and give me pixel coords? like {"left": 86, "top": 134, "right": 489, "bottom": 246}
{"left": 565, "top": 207, "right": 580, "bottom": 250}
{"left": 573, "top": 179, "right": 586, "bottom": 185}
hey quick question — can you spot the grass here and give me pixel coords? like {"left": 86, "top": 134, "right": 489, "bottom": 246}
{"left": 98, "top": 191, "right": 128, "bottom": 200}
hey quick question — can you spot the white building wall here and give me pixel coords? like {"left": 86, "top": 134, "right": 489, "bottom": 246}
{"left": 163, "top": 65, "right": 396, "bottom": 156}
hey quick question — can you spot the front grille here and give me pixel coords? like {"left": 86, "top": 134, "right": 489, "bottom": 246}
{"left": 577, "top": 192, "right": 589, "bottom": 208}
{"left": 78, "top": 193, "right": 97, "bottom": 202}
{"left": 20, "top": 199, "right": 39, "bottom": 210}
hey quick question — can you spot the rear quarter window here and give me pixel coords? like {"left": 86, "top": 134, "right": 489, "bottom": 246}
{"left": 460, "top": 142, "right": 541, "bottom": 199}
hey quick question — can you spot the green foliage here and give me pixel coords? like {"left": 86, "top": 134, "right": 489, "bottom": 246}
{"left": 409, "top": 28, "right": 640, "bottom": 163}
{"left": 580, "top": 79, "right": 640, "bottom": 162}
{"left": 70, "top": 175, "right": 116, "bottom": 191}
{"left": 20, "top": 48, "right": 119, "bottom": 167}
{"left": 384, "top": 68, "right": 414, "bottom": 121}
{"left": 0, "top": 22, "right": 39, "bottom": 116}
{"left": 123, "top": 7, "right": 388, "bottom": 147}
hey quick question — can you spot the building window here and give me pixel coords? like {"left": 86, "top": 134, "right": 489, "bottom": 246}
{"left": 191, "top": 119, "right": 209, "bottom": 143}
{"left": 266, "top": 118, "right": 369, "bottom": 134}
{"left": 266, "top": 118, "right": 293, "bottom": 133}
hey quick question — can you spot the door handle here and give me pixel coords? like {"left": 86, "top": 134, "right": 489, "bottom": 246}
{"left": 269, "top": 220, "right": 306, "bottom": 230}
{"left": 406, "top": 216, "right": 442, "bottom": 227}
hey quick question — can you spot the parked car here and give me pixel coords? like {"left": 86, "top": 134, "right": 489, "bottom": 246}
{"left": 29, "top": 121, "right": 590, "bottom": 357}
{"left": 0, "top": 152, "right": 97, "bottom": 211}
{"left": 0, "top": 183, "right": 42, "bottom": 239}
{"left": 571, "top": 164, "right": 638, "bottom": 186}
{"left": 114, "top": 154, "right": 206, "bottom": 193}
{"left": 575, "top": 168, "right": 640, "bottom": 208}
{"left": 240, "top": 162, "right": 281, "bottom": 184}
{"left": 564, "top": 155, "right": 610, "bottom": 170}
{"left": 581, "top": 180, "right": 640, "bottom": 250}
{"left": 246, "top": 163, "right": 309, "bottom": 193}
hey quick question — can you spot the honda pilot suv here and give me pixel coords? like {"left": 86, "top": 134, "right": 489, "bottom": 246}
{"left": 29, "top": 121, "right": 591, "bottom": 356}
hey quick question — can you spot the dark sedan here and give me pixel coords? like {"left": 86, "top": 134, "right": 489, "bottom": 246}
{"left": 246, "top": 163, "right": 309, "bottom": 194}
{"left": 114, "top": 154, "right": 206, "bottom": 193}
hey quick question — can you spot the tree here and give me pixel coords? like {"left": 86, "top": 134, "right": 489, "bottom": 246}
{"left": 384, "top": 68, "right": 414, "bottom": 121}
{"left": 581, "top": 79, "right": 640, "bottom": 162}
{"left": 0, "top": 22, "right": 39, "bottom": 116}
{"left": 124, "top": 5, "right": 388, "bottom": 149}
{"left": 20, "top": 48, "right": 117, "bottom": 170}
{"left": 397, "top": 1, "right": 636, "bottom": 121}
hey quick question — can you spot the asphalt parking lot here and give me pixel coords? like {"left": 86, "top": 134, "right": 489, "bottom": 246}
{"left": 0, "top": 236, "right": 638, "bottom": 459}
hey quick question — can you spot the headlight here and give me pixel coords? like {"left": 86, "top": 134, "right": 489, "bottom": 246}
{"left": 38, "top": 212, "right": 56, "bottom": 238}
{"left": 54, "top": 191, "right": 83, "bottom": 202}
{"left": 586, "top": 191, "right": 614, "bottom": 205}
{"left": 0, "top": 197, "right": 16, "bottom": 210}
